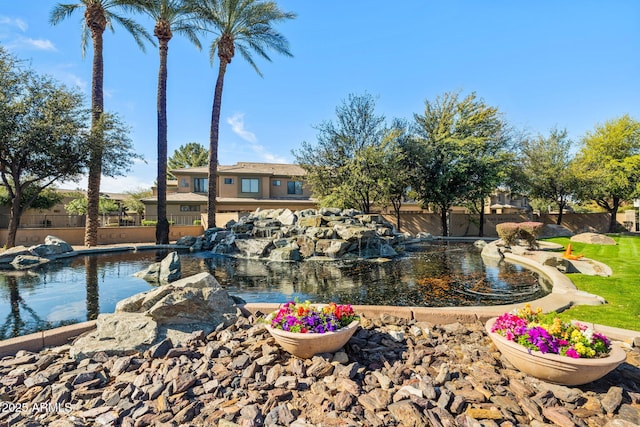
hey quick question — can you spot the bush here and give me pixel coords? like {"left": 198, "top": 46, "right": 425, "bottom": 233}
{"left": 193, "top": 219, "right": 202, "bottom": 226}
{"left": 142, "top": 220, "right": 157, "bottom": 226}
{"left": 518, "top": 221, "right": 544, "bottom": 249}
{"left": 496, "top": 221, "right": 544, "bottom": 249}
{"left": 496, "top": 222, "right": 520, "bottom": 247}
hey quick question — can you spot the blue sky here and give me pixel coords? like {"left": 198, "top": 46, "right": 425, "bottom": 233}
{"left": 1, "top": 1, "right": 639, "bottom": 193}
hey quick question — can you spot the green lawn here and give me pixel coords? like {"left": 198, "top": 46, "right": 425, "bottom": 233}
{"left": 545, "top": 234, "right": 640, "bottom": 332}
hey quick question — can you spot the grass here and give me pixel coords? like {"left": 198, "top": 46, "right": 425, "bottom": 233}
{"left": 544, "top": 234, "right": 640, "bottom": 332}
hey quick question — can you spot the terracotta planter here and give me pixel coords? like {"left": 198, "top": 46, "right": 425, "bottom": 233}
{"left": 265, "top": 320, "right": 360, "bottom": 359}
{"left": 485, "top": 317, "right": 626, "bottom": 386}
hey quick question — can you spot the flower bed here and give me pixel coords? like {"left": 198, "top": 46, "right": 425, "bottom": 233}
{"left": 490, "top": 304, "right": 610, "bottom": 358}
{"left": 263, "top": 301, "right": 360, "bottom": 358}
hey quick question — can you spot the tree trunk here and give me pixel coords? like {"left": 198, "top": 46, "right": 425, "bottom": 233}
{"left": 478, "top": 202, "right": 485, "bottom": 237}
{"left": 84, "top": 25, "right": 105, "bottom": 247}
{"left": 207, "top": 60, "right": 228, "bottom": 229}
{"left": 608, "top": 197, "right": 620, "bottom": 233}
{"left": 85, "top": 256, "right": 99, "bottom": 321}
{"left": 156, "top": 38, "right": 170, "bottom": 244}
{"left": 6, "top": 190, "right": 23, "bottom": 249}
{"left": 440, "top": 205, "right": 448, "bottom": 237}
{"left": 556, "top": 200, "right": 565, "bottom": 225}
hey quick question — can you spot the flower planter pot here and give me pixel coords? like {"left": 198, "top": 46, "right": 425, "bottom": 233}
{"left": 265, "top": 320, "right": 360, "bottom": 359}
{"left": 485, "top": 317, "right": 626, "bottom": 386}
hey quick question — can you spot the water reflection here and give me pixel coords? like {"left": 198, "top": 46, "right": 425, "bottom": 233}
{"left": 0, "top": 242, "right": 549, "bottom": 338}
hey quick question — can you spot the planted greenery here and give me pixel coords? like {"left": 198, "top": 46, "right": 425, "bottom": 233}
{"left": 548, "top": 235, "right": 640, "bottom": 331}
{"left": 496, "top": 221, "right": 544, "bottom": 248}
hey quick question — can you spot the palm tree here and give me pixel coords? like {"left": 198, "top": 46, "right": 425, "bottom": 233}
{"left": 187, "top": 0, "right": 295, "bottom": 228}
{"left": 50, "top": 0, "right": 153, "bottom": 247}
{"left": 129, "top": 0, "right": 201, "bottom": 244}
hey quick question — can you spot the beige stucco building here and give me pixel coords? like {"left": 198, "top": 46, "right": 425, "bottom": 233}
{"left": 141, "top": 162, "right": 317, "bottom": 224}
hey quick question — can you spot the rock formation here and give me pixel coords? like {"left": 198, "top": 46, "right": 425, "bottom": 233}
{"left": 70, "top": 272, "right": 237, "bottom": 359}
{"left": 179, "top": 207, "right": 417, "bottom": 262}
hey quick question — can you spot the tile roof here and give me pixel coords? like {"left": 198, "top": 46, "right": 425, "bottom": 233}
{"left": 171, "top": 162, "right": 306, "bottom": 176}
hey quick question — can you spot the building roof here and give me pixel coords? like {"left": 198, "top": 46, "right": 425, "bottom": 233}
{"left": 141, "top": 192, "right": 209, "bottom": 203}
{"left": 171, "top": 162, "right": 306, "bottom": 177}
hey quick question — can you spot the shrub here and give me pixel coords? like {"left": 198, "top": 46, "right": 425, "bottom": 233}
{"left": 496, "top": 221, "right": 544, "bottom": 249}
{"left": 142, "top": 220, "right": 157, "bottom": 226}
{"left": 496, "top": 222, "right": 520, "bottom": 247}
{"left": 518, "top": 222, "right": 544, "bottom": 249}
{"left": 193, "top": 219, "right": 202, "bottom": 226}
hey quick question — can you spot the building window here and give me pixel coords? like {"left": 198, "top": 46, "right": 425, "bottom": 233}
{"left": 193, "top": 178, "right": 208, "bottom": 193}
{"left": 287, "top": 181, "right": 303, "bottom": 195}
{"left": 224, "top": 178, "right": 233, "bottom": 184}
{"left": 241, "top": 178, "right": 259, "bottom": 193}
{"left": 180, "top": 205, "right": 200, "bottom": 212}
{"left": 272, "top": 180, "right": 281, "bottom": 186}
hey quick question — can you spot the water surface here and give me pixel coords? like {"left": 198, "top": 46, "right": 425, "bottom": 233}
{"left": 0, "top": 242, "right": 549, "bottom": 338}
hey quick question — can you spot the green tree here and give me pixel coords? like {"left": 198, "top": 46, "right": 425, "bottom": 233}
{"left": 188, "top": 0, "right": 295, "bottom": 228}
{"left": 572, "top": 115, "right": 640, "bottom": 232}
{"left": 406, "top": 91, "right": 509, "bottom": 236}
{"left": 377, "top": 121, "right": 412, "bottom": 230}
{"left": 50, "top": 0, "right": 153, "bottom": 247}
{"left": 519, "top": 128, "right": 577, "bottom": 225}
{"left": 0, "top": 48, "right": 89, "bottom": 248}
{"left": 122, "top": 188, "right": 153, "bottom": 216}
{"left": 293, "top": 93, "right": 388, "bottom": 213}
{"left": 133, "top": 0, "right": 201, "bottom": 244}
{"left": 64, "top": 195, "right": 120, "bottom": 215}
{"left": 168, "top": 142, "right": 209, "bottom": 178}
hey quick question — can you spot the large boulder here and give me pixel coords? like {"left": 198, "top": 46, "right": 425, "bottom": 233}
{"left": 29, "top": 236, "right": 74, "bottom": 257}
{"left": 70, "top": 313, "right": 158, "bottom": 359}
{"left": 538, "top": 224, "right": 573, "bottom": 238}
{"left": 0, "top": 246, "right": 31, "bottom": 265}
{"left": 134, "top": 251, "right": 181, "bottom": 283}
{"left": 234, "top": 238, "right": 272, "bottom": 258}
{"left": 570, "top": 232, "right": 617, "bottom": 245}
{"left": 73, "top": 272, "right": 238, "bottom": 359}
{"left": 10, "top": 255, "right": 50, "bottom": 270}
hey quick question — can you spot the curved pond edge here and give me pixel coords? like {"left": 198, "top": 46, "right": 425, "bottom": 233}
{"left": 1, "top": 242, "right": 638, "bottom": 357}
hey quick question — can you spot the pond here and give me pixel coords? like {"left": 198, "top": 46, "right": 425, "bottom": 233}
{"left": 0, "top": 241, "right": 550, "bottom": 339}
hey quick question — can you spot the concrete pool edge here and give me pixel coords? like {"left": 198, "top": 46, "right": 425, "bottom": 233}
{"left": 1, "top": 243, "right": 639, "bottom": 357}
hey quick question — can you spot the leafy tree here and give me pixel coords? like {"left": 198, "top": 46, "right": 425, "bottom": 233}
{"left": 0, "top": 47, "right": 89, "bottom": 248}
{"left": 406, "top": 91, "right": 509, "bottom": 236}
{"left": 50, "top": 0, "right": 153, "bottom": 246}
{"left": 134, "top": 0, "right": 201, "bottom": 244}
{"left": 188, "top": 0, "right": 295, "bottom": 228}
{"left": 0, "top": 187, "right": 63, "bottom": 212}
{"left": 572, "top": 115, "right": 640, "bottom": 232}
{"left": 376, "top": 120, "right": 412, "bottom": 230}
{"left": 168, "top": 142, "right": 209, "bottom": 178}
{"left": 64, "top": 195, "right": 120, "bottom": 215}
{"left": 293, "top": 93, "right": 389, "bottom": 213}
{"left": 518, "top": 128, "right": 578, "bottom": 225}
{"left": 122, "top": 188, "right": 153, "bottom": 216}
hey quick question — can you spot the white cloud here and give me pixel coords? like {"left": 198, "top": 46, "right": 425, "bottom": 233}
{"left": 249, "top": 143, "right": 289, "bottom": 163}
{"left": 227, "top": 113, "right": 257, "bottom": 143}
{"left": 0, "top": 16, "right": 28, "bottom": 32}
{"left": 24, "top": 37, "right": 56, "bottom": 51}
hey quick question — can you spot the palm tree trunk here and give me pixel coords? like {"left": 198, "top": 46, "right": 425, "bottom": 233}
{"left": 207, "top": 60, "right": 228, "bottom": 229}
{"left": 84, "top": 26, "right": 105, "bottom": 247}
{"left": 156, "top": 38, "right": 170, "bottom": 244}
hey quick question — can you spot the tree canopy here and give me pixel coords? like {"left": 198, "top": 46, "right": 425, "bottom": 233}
{"left": 405, "top": 91, "right": 510, "bottom": 236}
{"left": 0, "top": 47, "right": 89, "bottom": 248}
{"left": 518, "top": 128, "right": 578, "bottom": 224}
{"left": 168, "top": 142, "right": 209, "bottom": 178}
{"left": 572, "top": 115, "right": 640, "bottom": 232}
{"left": 292, "top": 93, "right": 391, "bottom": 213}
